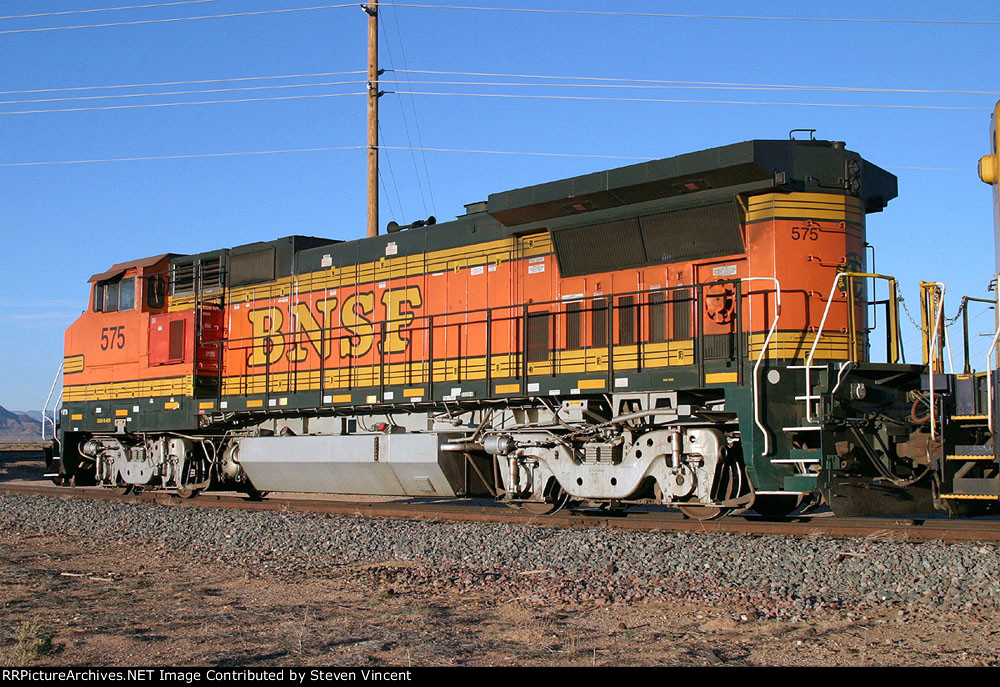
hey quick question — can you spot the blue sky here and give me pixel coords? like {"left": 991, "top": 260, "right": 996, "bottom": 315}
{"left": 1, "top": 0, "right": 999, "bottom": 411}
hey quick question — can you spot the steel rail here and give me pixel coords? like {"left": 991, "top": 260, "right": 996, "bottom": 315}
{"left": 2, "top": 482, "right": 998, "bottom": 543}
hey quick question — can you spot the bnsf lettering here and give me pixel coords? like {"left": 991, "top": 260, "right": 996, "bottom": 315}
{"left": 246, "top": 309, "right": 285, "bottom": 367}
{"left": 340, "top": 292, "right": 376, "bottom": 358}
{"left": 289, "top": 299, "right": 339, "bottom": 363}
{"left": 246, "top": 287, "right": 422, "bottom": 367}
{"left": 380, "top": 286, "right": 422, "bottom": 354}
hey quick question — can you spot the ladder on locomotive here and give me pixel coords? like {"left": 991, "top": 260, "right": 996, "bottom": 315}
{"left": 938, "top": 291, "right": 1000, "bottom": 507}
{"left": 194, "top": 259, "right": 225, "bottom": 404}
{"left": 777, "top": 270, "right": 896, "bottom": 474}
{"left": 776, "top": 362, "right": 826, "bottom": 476}
{"left": 941, "top": 376, "right": 997, "bottom": 504}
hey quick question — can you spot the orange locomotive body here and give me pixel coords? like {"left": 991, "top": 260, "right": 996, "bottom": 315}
{"left": 57, "top": 137, "right": 983, "bottom": 519}
{"left": 62, "top": 254, "right": 222, "bottom": 431}
{"left": 212, "top": 190, "right": 869, "bottom": 405}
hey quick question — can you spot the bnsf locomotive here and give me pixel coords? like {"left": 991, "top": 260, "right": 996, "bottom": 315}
{"left": 48, "top": 136, "right": 1000, "bottom": 518}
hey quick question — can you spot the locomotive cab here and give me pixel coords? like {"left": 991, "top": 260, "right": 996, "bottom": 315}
{"left": 57, "top": 253, "right": 224, "bottom": 487}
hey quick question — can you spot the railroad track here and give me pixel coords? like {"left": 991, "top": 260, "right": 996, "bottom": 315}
{"left": 2, "top": 481, "right": 999, "bottom": 543}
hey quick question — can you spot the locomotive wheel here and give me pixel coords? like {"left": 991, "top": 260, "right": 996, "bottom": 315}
{"left": 677, "top": 461, "right": 738, "bottom": 521}
{"left": 512, "top": 486, "right": 571, "bottom": 515}
{"left": 68, "top": 473, "right": 92, "bottom": 488}
{"left": 175, "top": 487, "right": 202, "bottom": 499}
{"left": 677, "top": 503, "right": 730, "bottom": 521}
{"left": 112, "top": 485, "right": 133, "bottom": 496}
{"left": 752, "top": 494, "right": 804, "bottom": 519}
{"left": 244, "top": 485, "right": 269, "bottom": 501}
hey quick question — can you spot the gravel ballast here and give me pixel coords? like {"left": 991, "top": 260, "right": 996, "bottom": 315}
{"left": 3, "top": 493, "right": 999, "bottom": 619}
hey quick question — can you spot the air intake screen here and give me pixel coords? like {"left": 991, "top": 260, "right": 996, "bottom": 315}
{"left": 551, "top": 218, "right": 645, "bottom": 276}
{"left": 229, "top": 248, "right": 275, "bottom": 287}
{"left": 200, "top": 256, "right": 224, "bottom": 293}
{"left": 171, "top": 262, "right": 195, "bottom": 296}
{"left": 640, "top": 202, "right": 744, "bottom": 264}
{"left": 552, "top": 200, "right": 744, "bottom": 277}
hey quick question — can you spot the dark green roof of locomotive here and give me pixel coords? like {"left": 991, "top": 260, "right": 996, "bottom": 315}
{"left": 486, "top": 138, "right": 898, "bottom": 227}
{"left": 169, "top": 235, "right": 342, "bottom": 286}
{"left": 267, "top": 139, "right": 898, "bottom": 277}
{"left": 295, "top": 208, "right": 505, "bottom": 274}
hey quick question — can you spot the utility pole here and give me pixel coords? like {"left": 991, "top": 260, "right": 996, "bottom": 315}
{"left": 365, "top": 0, "right": 380, "bottom": 238}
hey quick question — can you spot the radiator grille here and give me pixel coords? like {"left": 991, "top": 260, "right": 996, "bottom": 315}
{"left": 552, "top": 200, "right": 743, "bottom": 277}
{"left": 229, "top": 247, "right": 276, "bottom": 287}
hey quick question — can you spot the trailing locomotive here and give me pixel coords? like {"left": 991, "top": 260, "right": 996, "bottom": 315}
{"left": 48, "top": 135, "right": 1000, "bottom": 518}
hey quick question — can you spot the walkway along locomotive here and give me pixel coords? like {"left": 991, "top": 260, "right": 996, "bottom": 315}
{"left": 47, "top": 135, "right": 1000, "bottom": 518}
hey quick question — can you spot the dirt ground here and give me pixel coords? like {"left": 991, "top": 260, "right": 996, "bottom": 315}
{"left": 3, "top": 525, "right": 1000, "bottom": 666}
{"left": 2, "top": 449, "right": 1000, "bottom": 667}
{"left": 0, "top": 450, "right": 47, "bottom": 484}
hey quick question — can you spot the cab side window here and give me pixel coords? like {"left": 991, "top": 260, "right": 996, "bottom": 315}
{"left": 118, "top": 277, "right": 135, "bottom": 311}
{"left": 92, "top": 276, "right": 135, "bottom": 313}
{"left": 105, "top": 281, "right": 120, "bottom": 312}
{"left": 92, "top": 284, "right": 104, "bottom": 312}
{"left": 146, "top": 276, "right": 166, "bottom": 309}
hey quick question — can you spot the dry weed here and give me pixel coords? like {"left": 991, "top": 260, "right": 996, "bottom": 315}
{"left": 1, "top": 621, "right": 60, "bottom": 665}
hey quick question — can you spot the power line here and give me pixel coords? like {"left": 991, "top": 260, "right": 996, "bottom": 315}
{"left": 387, "top": 149, "right": 980, "bottom": 171}
{"left": 0, "top": 71, "right": 365, "bottom": 97}
{"left": 378, "top": 125, "right": 408, "bottom": 221}
{"left": 0, "top": 143, "right": 977, "bottom": 170}
{"left": 388, "top": 4, "right": 436, "bottom": 216}
{"left": 0, "top": 146, "right": 364, "bottom": 167}
{"left": 378, "top": 145, "right": 654, "bottom": 160}
{"left": 379, "top": 19, "right": 428, "bottom": 216}
{"left": 0, "top": 3, "right": 357, "bottom": 35}
{"left": 7, "top": 68, "right": 996, "bottom": 100}
{"left": 377, "top": 169, "right": 401, "bottom": 222}
{"left": 0, "top": 0, "right": 224, "bottom": 21}
{"left": 2, "top": 85, "right": 991, "bottom": 119}
{"left": 381, "top": 3, "right": 1000, "bottom": 26}
{"left": 7, "top": 2, "right": 998, "bottom": 35}
{"left": 0, "top": 80, "right": 365, "bottom": 107}
{"left": 379, "top": 78, "right": 1000, "bottom": 99}
{"left": 0, "top": 145, "right": 652, "bottom": 168}
{"left": 0, "top": 91, "right": 365, "bottom": 116}
{"left": 6, "top": 85, "right": 988, "bottom": 118}
{"left": 394, "top": 69, "right": 1000, "bottom": 97}
{"left": 390, "top": 90, "right": 993, "bottom": 111}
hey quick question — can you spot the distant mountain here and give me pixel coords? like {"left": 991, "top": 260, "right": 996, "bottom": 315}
{"left": 0, "top": 406, "right": 43, "bottom": 442}
{"left": 12, "top": 410, "right": 43, "bottom": 422}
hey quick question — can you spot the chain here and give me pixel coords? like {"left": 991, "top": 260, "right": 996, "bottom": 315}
{"left": 897, "top": 295, "right": 922, "bottom": 331}
{"left": 944, "top": 297, "right": 966, "bottom": 327}
{"left": 896, "top": 294, "right": 965, "bottom": 331}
